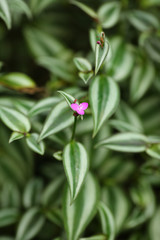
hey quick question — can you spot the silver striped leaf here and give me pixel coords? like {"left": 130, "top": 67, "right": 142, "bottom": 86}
{"left": 63, "top": 141, "right": 89, "bottom": 202}
{"left": 63, "top": 173, "right": 99, "bottom": 240}
{"left": 98, "top": 202, "right": 116, "bottom": 240}
{"left": 89, "top": 76, "right": 120, "bottom": 137}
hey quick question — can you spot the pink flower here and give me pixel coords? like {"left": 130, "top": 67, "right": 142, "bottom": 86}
{"left": 97, "top": 41, "right": 101, "bottom": 45}
{"left": 71, "top": 102, "right": 88, "bottom": 115}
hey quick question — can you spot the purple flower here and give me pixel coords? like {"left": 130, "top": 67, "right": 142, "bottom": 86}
{"left": 71, "top": 102, "right": 88, "bottom": 115}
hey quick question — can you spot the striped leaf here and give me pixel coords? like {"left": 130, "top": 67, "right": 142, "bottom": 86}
{"left": 0, "top": 106, "right": 31, "bottom": 133}
{"left": 39, "top": 101, "right": 74, "bottom": 141}
{"left": 149, "top": 207, "right": 160, "bottom": 240}
{"left": 130, "top": 59, "right": 155, "bottom": 103}
{"left": 127, "top": 10, "right": 159, "bottom": 32}
{"left": 15, "top": 207, "right": 45, "bottom": 240}
{"left": 98, "top": 202, "right": 116, "bottom": 240}
{"left": 89, "top": 76, "right": 120, "bottom": 137}
{"left": 58, "top": 91, "right": 76, "bottom": 107}
{"left": 8, "top": 0, "right": 32, "bottom": 19}
{"left": 106, "top": 37, "right": 135, "bottom": 82}
{"left": 74, "top": 57, "right": 92, "bottom": 72}
{"left": 0, "top": 0, "right": 11, "bottom": 29}
{"left": 98, "top": 1, "right": 121, "bottom": 29}
{"left": 63, "top": 141, "right": 89, "bottom": 202}
{"left": 115, "top": 101, "right": 143, "bottom": 133}
{"left": 63, "top": 173, "right": 99, "bottom": 240}
{"left": 126, "top": 181, "right": 155, "bottom": 229}
{"left": 41, "top": 175, "right": 64, "bottom": 207}
{"left": 9, "top": 132, "right": 24, "bottom": 143}
{"left": 143, "top": 36, "right": 160, "bottom": 63}
{"left": 95, "top": 132, "right": 148, "bottom": 152}
{"left": 79, "top": 72, "right": 93, "bottom": 84}
{"left": 146, "top": 143, "right": 160, "bottom": 160}
{"left": 28, "top": 97, "right": 60, "bottom": 117}
{"left": 23, "top": 179, "right": 43, "bottom": 208}
{"left": 95, "top": 36, "right": 109, "bottom": 75}
{"left": 37, "top": 56, "right": 74, "bottom": 82}
{"left": 89, "top": 29, "right": 97, "bottom": 52}
{"left": 26, "top": 133, "right": 45, "bottom": 155}
{"left": 101, "top": 187, "right": 130, "bottom": 233}
{"left": 0, "top": 208, "right": 20, "bottom": 227}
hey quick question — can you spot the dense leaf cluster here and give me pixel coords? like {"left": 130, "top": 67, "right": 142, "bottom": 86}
{"left": 0, "top": 0, "right": 160, "bottom": 239}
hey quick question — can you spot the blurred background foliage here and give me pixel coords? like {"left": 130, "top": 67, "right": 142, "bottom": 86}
{"left": 0, "top": 0, "right": 160, "bottom": 239}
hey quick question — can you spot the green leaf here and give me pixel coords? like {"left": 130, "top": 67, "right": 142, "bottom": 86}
{"left": 98, "top": 202, "right": 116, "bottom": 240}
{"left": 9, "top": 132, "right": 24, "bottom": 143}
{"left": 28, "top": 97, "right": 60, "bottom": 117}
{"left": 15, "top": 207, "right": 45, "bottom": 240}
{"left": 63, "top": 173, "right": 99, "bottom": 240}
{"left": 0, "top": 0, "right": 11, "bottom": 29}
{"left": 8, "top": 0, "right": 32, "bottom": 18}
{"left": 0, "top": 237, "right": 14, "bottom": 240}
{"left": 57, "top": 91, "right": 76, "bottom": 107}
{"left": 63, "top": 141, "right": 89, "bottom": 202}
{"left": 89, "top": 76, "right": 120, "bottom": 137}
{"left": 130, "top": 59, "right": 155, "bottom": 103}
{"left": 41, "top": 175, "right": 64, "bottom": 207}
{"left": 13, "top": 99, "right": 34, "bottom": 115}
{"left": 53, "top": 150, "right": 63, "bottom": 161}
{"left": 74, "top": 57, "right": 92, "bottom": 72}
{"left": 125, "top": 181, "right": 155, "bottom": 229}
{"left": 0, "top": 73, "right": 36, "bottom": 90}
{"left": 141, "top": 0, "right": 160, "bottom": 7}
{"left": 0, "top": 208, "right": 19, "bottom": 227}
{"left": 146, "top": 143, "right": 160, "bottom": 160}
{"left": 101, "top": 187, "right": 130, "bottom": 233}
{"left": 24, "top": 26, "right": 69, "bottom": 58}
{"left": 95, "top": 132, "right": 148, "bottom": 152}
{"left": 0, "top": 62, "right": 3, "bottom": 70}
{"left": 115, "top": 101, "right": 143, "bottom": 133}
{"left": 23, "top": 179, "right": 43, "bottom": 208}
{"left": 29, "top": 0, "right": 57, "bottom": 14}
{"left": 135, "top": 96, "right": 160, "bottom": 134}
{"left": 45, "top": 208, "right": 62, "bottom": 227}
{"left": 79, "top": 72, "right": 93, "bottom": 84}
{"left": 98, "top": 1, "right": 121, "bottom": 29}
{"left": 39, "top": 101, "right": 74, "bottom": 141}
{"left": 149, "top": 207, "right": 160, "bottom": 240}
{"left": 89, "top": 29, "right": 97, "bottom": 52}
{"left": 143, "top": 36, "right": 160, "bottom": 63}
{"left": 71, "top": 0, "right": 98, "bottom": 19}
{"left": 106, "top": 37, "right": 135, "bottom": 82}
{"left": 26, "top": 133, "right": 45, "bottom": 155}
{"left": 109, "top": 119, "right": 142, "bottom": 133}
{"left": 80, "top": 236, "right": 106, "bottom": 240}
{"left": 37, "top": 56, "right": 74, "bottom": 82}
{"left": 127, "top": 10, "right": 159, "bottom": 32}
{"left": 0, "top": 106, "right": 31, "bottom": 133}
{"left": 95, "top": 33, "right": 109, "bottom": 75}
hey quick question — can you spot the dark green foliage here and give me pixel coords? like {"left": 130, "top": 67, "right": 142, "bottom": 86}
{"left": 0, "top": 0, "right": 160, "bottom": 239}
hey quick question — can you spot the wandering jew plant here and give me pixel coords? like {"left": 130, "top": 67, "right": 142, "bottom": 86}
{"left": 0, "top": 0, "right": 160, "bottom": 239}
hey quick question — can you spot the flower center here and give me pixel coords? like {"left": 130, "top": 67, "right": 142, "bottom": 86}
{"left": 79, "top": 104, "right": 83, "bottom": 110}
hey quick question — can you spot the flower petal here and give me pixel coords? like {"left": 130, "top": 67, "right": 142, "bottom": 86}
{"left": 71, "top": 103, "right": 79, "bottom": 111}
{"left": 77, "top": 109, "right": 85, "bottom": 115}
{"left": 80, "top": 102, "right": 88, "bottom": 110}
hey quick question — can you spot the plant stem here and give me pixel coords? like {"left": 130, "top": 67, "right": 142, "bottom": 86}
{"left": 71, "top": 116, "right": 77, "bottom": 141}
